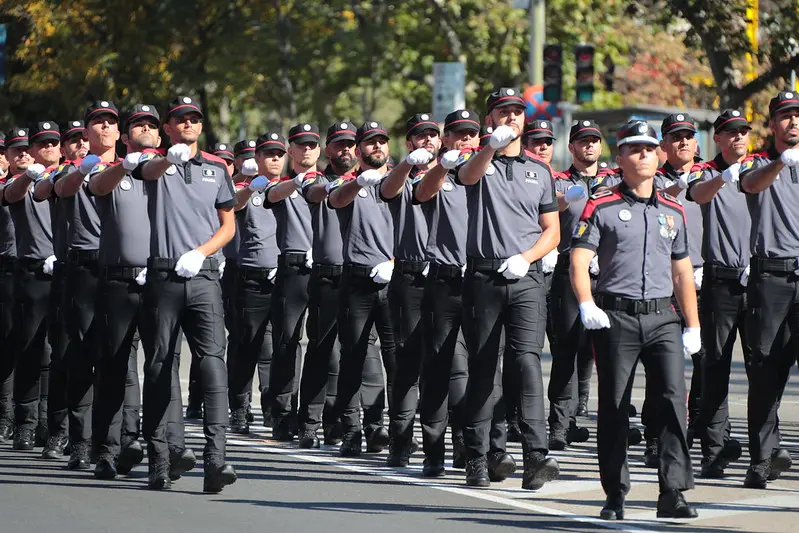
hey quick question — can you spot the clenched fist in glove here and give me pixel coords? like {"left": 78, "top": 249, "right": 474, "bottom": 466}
{"left": 293, "top": 172, "right": 307, "bottom": 187}
{"left": 123, "top": 152, "right": 142, "bottom": 171}
{"left": 25, "top": 164, "right": 46, "bottom": 180}
{"left": 305, "top": 249, "right": 313, "bottom": 269}
{"left": 370, "top": 260, "right": 394, "bottom": 284}
{"left": 357, "top": 169, "right": 383, "bottom": 187}
{"left": 739, "top": 264, "right": 750, "bottom": 287}
{"left": 564, "top": 184, "right": 587, "bottom": 203}
{"left": 578, "top": 301, "right": 611, "bottom": 330}
{"left": 489, "top": 125, "right": 516, "bottom": 150}
{"left": 135, "top": 268, "right": 148, "bottom": 286}
{"left": 497, "top": 254, "right": 530, "bottom": 280}
{"left": 166, "top": 144, "right": 191, "bottom": 165}
{"left": 174, "top": 249, "right": 206, "bottom": 278}
{"left": 693, "top": 267, "right": 703, "bottom": 290}
{"left": 682, "top": 327, "right": 702, "bottom": 357}
{"left": 780, "top": 148, "right": 799, "bottom": 167}
{"left": 541, "top": 249, "right": 558, "bottom": 274}
{"left": 79, "top": 155, "right": 101, "bottom": 175}
{"left": 405, "top": 148, "right": 434, "bottom": 166}
{"left": 440, "top": 150, "right": 461, "bottom": 170}
{"left": 249, "top": 175, "right": 268, "bottom": 192}
{"left": 721, "top": 163, "right": 740, "bottom": 183}
{"left": 42, "top": 255, "right": 56, "bottom": 275}
{"left": 241, "top": 158, "right": 259, "bottom": 176}
{"left": 589, "top": 255, "right": 600, "bottom": 276}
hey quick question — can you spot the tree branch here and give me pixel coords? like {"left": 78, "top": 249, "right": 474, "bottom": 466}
{"left": 728, "top": 54, "right": 799, "bottom": 109}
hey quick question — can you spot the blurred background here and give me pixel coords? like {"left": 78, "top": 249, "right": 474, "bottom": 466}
{"left": 0, "top": 0, "right": 796, "bottom": 168}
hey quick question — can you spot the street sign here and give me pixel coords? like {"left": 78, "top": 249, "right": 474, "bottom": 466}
{"left": 432, "top": 62, "right": 465, "bottom": 123}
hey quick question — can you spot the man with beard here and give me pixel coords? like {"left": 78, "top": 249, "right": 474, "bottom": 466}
{"left": 379, "top": 113, "right": 438, "bottom": 465}
{"left": 0, "top": 132, "right": 15, "bottom": 443}
{"left": 738, "top": 91, "right": 799, "bottom": 488}
{"left": 685, "top": 109, "right": 751, "bottom": 479}
{"left": 546, "top": 120, "right": 601, "bottom": 451}
{"left": 263, "top": 123, "right": 316, "bottom": 441}
{"left": 571, "top": 120, "right": 699, "bottom": 520}
{"left": 457, "top": 88, "right": 560, "bottom": 490}
{"left": 328, "top": 120, "right": 397, "bottom": 457}
{"left": 2, "top": 125, "right": 54, "bottom": 451}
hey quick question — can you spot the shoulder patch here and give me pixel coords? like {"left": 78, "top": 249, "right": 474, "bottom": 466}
{"left": 573, "top": 220, "right": 589, "bottom": 238}
{"left": 328, "top": 177, "right": 345, "bottom": 190}
{"left": 740, "top": 158, "right": 756, "bottom": 172}
{"left": 589, "top": 189, "right": 613, "bottom": 200}
{"left": 410, "top": 172, "right": 425, "bottom": 185}
{"left": 661, "top": 191, "right": 681, "bottom": 204}
{"left": 687, "top": 169, "right": 705, "bottom": 184}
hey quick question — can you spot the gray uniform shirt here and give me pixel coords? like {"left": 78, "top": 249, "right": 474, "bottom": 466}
{"left": 44, "top": 162, "right": 75, "bottom": 260}
{"left": 659, "top": 162, "right": 703, "bottom": 268}
{"left": 301, "top": 167, "right": 347, "bottom": 265}
{"left": 572, "top": 182, "right": 688, "bottom": 299}
{"left": 385, "top": 171, "right": 429, "bottom": 262}
{"left": 555, "top": 166, "right": 593, "bottom": 254}
{"left": 236, "top": 182, "right": 279, "bottom": 269}
{"left": 686, "top": 154, "right": 750, "bottom": 269}
{"left": 329, "top": 173, "right": 394, "bottom": 268}
{"left": 94, "top": 165, "right": 151, "bottom": 267}
{"left": 5, "top": 175, "right": 53, "bottom": 260}
{"left": 57, "top": 157, "right": 108, "bottom": 251}
{"left": 456, "top": 150, "right": 558, "bottom": 259}
{"left": 415, "top": 172, "right": 467, "bottom": 267}
{"left": 133, "top": 150, "right": 236, "bottom": 259}
{"left": 0, "top": 179, "right": 16, "bottom": 258}
{"left": 739, "top": 148, "right": 799, "bottom": 258}
{"left": 264, "top": 170, "right": 313, "bottom": 255}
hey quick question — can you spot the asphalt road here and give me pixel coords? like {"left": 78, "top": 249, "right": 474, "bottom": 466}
{"left": 1, "top": 340, "right": 797, "bottom": 533}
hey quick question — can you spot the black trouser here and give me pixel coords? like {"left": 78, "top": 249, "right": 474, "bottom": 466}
{"left": 547, "top": 261, "right": 595, "bottom": 430}
{"left": 0, "top": 259, "right": 15, "bottom": 425}
{"left": 388, "top": 265, "right": 426, "bottom": 445}
{"left": 222, "top": 262, "right": 240, "bottom": 405}
{"left": 141, "top": 265, "right": 227, "bottom": 462}
{"left": 12, "top": 260, "right": 51, "bottom": 431}
{"left": 270, "top": 256, "right": 310, "bottom": 426}
{"left": 744, "top": 265, "right": 799, "bottom": 466}
{"left": 47, "top": 261, "right": 71, "bottom": 435}
{"left": 229, "top": 268, "right": 273, "bottom": 414}
{"left": 593, "top": 298, "right": 693, "bottom": 495}
{"left": 65, "top": 255, "right": 101, "bottom": 443}
{"left": 462, "top": 261, "right": 548, "bottom": 459}
{"left": 300, "top": 266, "right": 343, "bottom": 432}
{"left": 699, "top": 268, "right": 747, "bottom": 462}
{"left": 335, "top": 266, "right": 396, "bottom": 433}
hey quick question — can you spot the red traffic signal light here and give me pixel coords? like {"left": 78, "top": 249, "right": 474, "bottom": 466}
{"left": 543, "top": 44, "right": 563, "bottom": 103}
{"left": 575, "top": 44, "right": 595, "bottom": 104}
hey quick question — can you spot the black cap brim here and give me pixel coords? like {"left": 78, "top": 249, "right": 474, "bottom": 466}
{"left": 406, "top": 124, "right": 441, "bottom": 139}
{"left": 167, "top": 105, "right": 204, "bottom": 121}
{"left": 289, "top": 133, "right": 321, "bottom": 144}
{"left": 714, "top": 118, "right": 750, "bottom": 133}
{"left": 524, "top": 131, "right": 555, "bottom": 141}
{"left": 29, "top": 132, "right": 61, "bottom": 144}
{"left": 61, "top": 128, "right": 85, "bottom": 141}
{"left": 358, "top": 131, "right": 390, "bottom": 143}
{"left": 570, "top": 129, "right": 602, "bottom": 142}
{"left": 86, "top": 109, "right": 119, "bottom": 122}
{"left": 445, "top": 120, "right": 480, "bottom": 134}
{"left": 236, "top": 152, "right": 255, "bottom": 160}
{"left": 5, "top": 140, "right": 28, "bottom": 149}
{"left": 256, "top": 141, "right": 287, "bottom": 153}
{"left": 662, "top": 124, "right": 696, "bottom": 136}
{"left": 327, "top": 132, "right": 357, "bottom": 143}
{"left": 126, "top": 112, "right": 160, "bottom": 129}
{"left": 771, "top": 101, "right": 799, "bottom": 116}
{"left": 487, "top": 97, "right": 525, "bottom": 113}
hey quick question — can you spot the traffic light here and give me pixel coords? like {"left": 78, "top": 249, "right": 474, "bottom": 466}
{"left": 575, "top": 44, "right": 595, "bottom": 103}
{"left": 543, "top": 44, "right": 563, "bottom": 103}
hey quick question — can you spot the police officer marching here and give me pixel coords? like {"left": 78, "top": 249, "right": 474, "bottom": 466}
{"left": 0, "top": 132, "right": 15, "bottom": 443}
{"left": 570, "top": 120, "right": 699, "bottom": 520}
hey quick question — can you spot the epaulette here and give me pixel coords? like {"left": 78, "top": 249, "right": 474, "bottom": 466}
{"left": 660, "top": 191, "right": 681, "bottom": 203}
{"left": 589, "top": 189, "right": 614, "bottom": 200}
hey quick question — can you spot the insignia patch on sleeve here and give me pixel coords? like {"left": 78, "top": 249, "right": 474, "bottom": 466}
{"left": 202, "top": 168, "right": 216, "bottom": 177}
{"left": 573, "top": 221, "right": 588, "bottom": 238}
{"left": 740, "top": 159, "right": 754, "bottom": 172}
{"left": 687, "top": 170, "right": 704, "bottom": 184}
{"left": 328, "top": 178, "right": 344, "bottom": 190}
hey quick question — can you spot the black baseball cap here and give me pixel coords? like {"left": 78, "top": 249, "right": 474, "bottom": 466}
{"left": 6, "top": 127, "right": 29, "bottom": 149}
{"left": 769, "top": 90, "right": 799, "bottom": 117}
{"left": 661, "top": 113, "right": 697, "bottom": 136}
{"left": 570, "top": 119, "right": 602, "bottom": 142}
{"left": 165, "top": 96, "right": 203, "bottom": 121}
{"left": 523, "top": 120, "right": 555, "bottom": 141}
{"left": 29, "top": 121, "right": 60, "bottom": 144}
{"left": 212, "top": 142, "right": 235, "bottom": 162}
{"left": 617, "top": 120, "right": 659, "bottom": 147}
{"left": 713, "top": 109, "right": 750, "bottom": 133}
{"left": 234, "top": 139, "right": 257, "bottom": 159}
{"left": 444, "top": 110, "right": 480, "bottom": 133}
{"left": 486, "top": 87, "right": 525, "bottom": 113}
{"left": 326, "top": 121, "right": 357, "bottom": 143}
{"left": 356, "top": 120, "right": 390, "bottom": 143}
{"left": 85, "top": 100, "right": 119, "bottom": 123}
{"left": 61, "top": 120, "right": 85, "bottom": 141}
{"left": 479, "top": 125, "right": 494, "bottom": 147}
{"left": 288, "top": 123, "right": 320, "bottom": 144}
{"left": 405, "top": 113, "right": 440, "bottom": 139}
{"left": 255, "top": 132, "right": 287, "bottom": 153}
{"left": 125, "top": 104, "right": 160, "bottom": 131}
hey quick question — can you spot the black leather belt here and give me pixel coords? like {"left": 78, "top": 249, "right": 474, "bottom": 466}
{"left": 100, "top": 265, "right": 145, "bottom": 281}
{"left": 0, "top": 256, "right": 14, "bottom": 274}
{"left": 67, "top": 249, "right": 99, "bottom": 265}
{"left": 752, "top": 257, "right": 796, "bottom": 273}
{"left": 466, "top": 257, "right": 542, "bottom": 274}
{"left": 279, "top": 253, "right": 307, "bottom": 267}
{"left": 16, "top": 257, "right": 45, "bottom": 272}
{"left": 148, "top": 256, "right": 219, "bottom": 272}
{"left": 707, "top": 264, "right": 744, "bottom": 280}
{"left": 344, "top": 264, "right": 374, "bottom": 278}
{"left": 238, "top": 265, "right": 275, "bottom": 280}
{"left": 427, "top": 263, "right": 462, "bottom": 279}
{"left": 596, "top": 294, "right": 672, "bottom": 315}
{"left": 395, "top": 260, "right": 427, "bottom": 274}
{"left": 313, "top": 264, "right": 343, "bottom": 277}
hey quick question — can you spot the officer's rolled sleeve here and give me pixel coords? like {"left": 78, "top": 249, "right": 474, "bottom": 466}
{"left": 685, "top": 167, "right": 708, "bottom": 203}
{"left": 671, "top": 218, "right": 690, "bottom": 260}
{"left": 215, "top": 176, "right": 237, "bottom": 209}
{"left": 539, "top": 174, "right": 558, "bottom": 214}
{"left": 262, "top": 177, "right": 284, "bottom": 208}
{"left": 571, "top": 210, "right": 599, "bottom": 252}
{"left": 737, "top": 156, "right": 766, "bottom": 194}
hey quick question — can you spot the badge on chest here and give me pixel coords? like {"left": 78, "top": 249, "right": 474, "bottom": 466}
{"left": 251, "top": 194, "right": 263, "bottom": 207}
{"left": 658, "top": 213, "right": 676, "bottom": 239}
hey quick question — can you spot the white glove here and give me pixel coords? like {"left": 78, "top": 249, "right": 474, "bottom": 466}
{"left": 370, "top": 260, "right": 394, "bottom": 284}
{"left": 356, "top": 169, "right": 383, "bottom": 187}
{"left": 405, "top": 148, "right": 434, "bottom": 166}
{"left": 305, "top": 249, "right": 313, "bottom": 269}
{"left": 589, "top": 255, "right": 600, "bottom": 275}
{"left": 489, "top": 125, "right": 516, "bottom": 149}
{"left": 578, "top": 301, "right": 611, "bottom": 330}
{"left": 218, "top": 260, "right": 226, "bottom": 276}
{"left": 676, "top": 172, "right": 690, "bottom": 190}
{"left": 564, "top": 185, "right": 587, "bottom": 203}
{"left": 721, "top": 163, "right": 740, "bottom": 183}
{"left": 421, "top": 263, "right": 430, "bottom": 277}
{"left": 122, "top": 152, "right": 142, "bottom": 171}
{"left": 682, "top": 327, "right": 702, "bottom": 357}
{"left": 739, "top": 265, "right": 750, "bottom": 287}
{"left": 293, "top": 172, "right": 306, "bottom": 186}
{"left": 135, "top": 268, "right": 147, "bottom": 286}
{"left": 497, "top": 254, "right": 530, "bottom": 280}
{"left": 440, "top": 150, "right": 461, "bottom": 170}
{"left": 267, "top": 268, "right": 277, "bottom": 281}
{"left": 166, "top": 144, "right": 191, "bottom": 165}
{"left": 25, "top": 164, "right": 46, "bottom": 180}
{"left": 241, "top": 158, "right": 259, "bottom": 176}
{"left": 249, "top": 175, "right": 268, "bottom": 192}
{"left": 42, "top": 255, "right": 56, "bottom": 275}
{"left": 693, "top": 267, "right": 703, "bottom": 290}
{"left": 541, "top": 250, "right": 558, "bottom": 274}
{"left": 780, "top": 148, "right": 799, "bottom": 167}
{"left": 461, "top": 264, "right": 467, "bottom": 277}
{"left": 174, "top": 249, "right": 207, "bottom": 278}
{"left": 79, "top": 155, "right": 100, "bottom": 174}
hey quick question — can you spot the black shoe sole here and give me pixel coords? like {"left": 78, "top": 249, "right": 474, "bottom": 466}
{"left": 522, "top": 460, "right": 560, "bottom": 491}
{"left": 298, "top": 438, "right": 320, "bottom": 449}
{"left": 67, "top": 460, "right": 91, "bottom": 470}
{"left": 41, "top": 449, "right": 63, "bottom": 460}
{"left": 13, "top": 443, "right": 34, "bottom": 451}
{"left": 94, "top": 465, "right": 117, "bottom": 480}
{"left": 169, "top": 453, "right": 197, "bottom": 481}
{"left": 147, "top": 477, "right": 172, "bottom": 490}
{"left": 548, "top": 439, "right": 567, "bottom": 451}
{"left": 599, "top": 508, "right": 624, "bottom": 520}
{"left": 466, "top": 476, "right": 490, "bottom": 487}
{"left": 204, "top": 469, "right": 237, "bottom": 493}
{"left": 656, "top": 509, "right": 698, "bottom": 519}
{"left": 488, "top": 459, "right": 516, "bottom": 482}
{"left": 117, "top": 445, "right": 144, "bottom": 475}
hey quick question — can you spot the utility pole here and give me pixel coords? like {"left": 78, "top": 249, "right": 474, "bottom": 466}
{"left": 529, "top": 0, "right": 545, "bottom": 85}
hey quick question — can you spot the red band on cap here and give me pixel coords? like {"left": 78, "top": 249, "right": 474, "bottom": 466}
{"left": 327, "top": 129, "right": 356, "bottom": 139}
{"left": 62, "top": 127, "right": 84, "bottom": 138}
{"left": 87, "top": 107, "right": 119, "bottom": 117}
{"left": 487, "top": 95, "right": 525, "bottom": 109}
{"left": 288, "top": 131, "right": 320, "bottom": 141}
{"left": 30, "top": 130, "right": 60, "bottom": 139}
{"left": 214, "top": 150, "right": 234, "bottom": 158}
{"left": 7, "top": 136, "right": 28, "bottom": 143}
{"left": 525, "top": 128, "right": 553, "bottom": 135}
{"left": 358, "top": 128, "right": 388, "bottom": 139}
{"left": 238, "top": 147, "right": 255, "bottom": 152}
{"left": 664, "top": 121, "right": 695, "bottom": 131}
{"left": 256, "top": 140, "right": 286, "bottom": 151}
{"left": 168, "top": 104, "right": 202, "bottom": 116}
{"left": 571, "top": 127, "right": 601, "bottom": 138}
{"left": 445, "top": 119, "right": 480, "bottom": 130}
{"left": 409, "top": 121, "right": 439, "bottom": 131}
{"left": 714, "top": 116, "right": 749, "bottom": 132}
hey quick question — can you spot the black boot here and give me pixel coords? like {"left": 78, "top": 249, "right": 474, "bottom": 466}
{"left": 548, "top": 426, "right": 567, "bottom": 451}
{"left": 339, "top": 430, "right": 362, "bottom": 457}
{"left": 656, "top": 490, "right": 698, "bottom": 519}
{"left": 643, "top": 438, "right": 660, "bottom": 468}
{"left": 323, "top": 422, "right": 342, "bottom": 445}
{"left": 169, "top": 447, "right": 197, "bottom": 481}
{"left": 507, "top": 422, "right": 522, "bottom": 443}
{"left": 148, "top": 457, "right": 171, "bottom": 490}
{"left": 272, "top": 418, "right": 294, "bottom": 442}
{"left": 566, "top": 421, "right": 590, "bottom": 444}
{"left": 521, "top": 451, "right": 559, "bottom": 491}
{"left": 117, "top": 438, "right": 144, "bottom": 475}
{"left": 743, "top": 461, "right": 769, "bottom": 489}
{"left": 452, "top": 433, "right": 466, "bottom": 469}
{"left": 576, "top": 394, "right": 589, "bottom": 417}
{"left": 465, "top": 456, "right": 490, "bottom": 487}
{"left": 66, "top": 440, "right": 91, "bottom": 470}
{"left": 600, "top": 492, "right": 625, "bottom": 520}
{"left": 365, "top": 426, "right": 389, "bottom": 453}
{"left": 94, "top": 455, "right": 118, "bottom": 480}
{"left": 487, "top": 450, "right": 516, "bottom": 482}
{"left": 768, "top": 449, "right": 793, "bottom": 481}
{"left": 627, "top": 427, "right": 642, "bottom": 447}
{"left": 245, "top": 404, "right": 255, "bottom": 423}
{"left": 0, "top": 417, "right": 13, "bottom": 442}
{"left": 12, "top": 428, "right": 34, "bottom": 451}
{"left": 422, "top": 457, "right": 446, "bottom": 477}
{"left": 203, "top": 462, "right": 237, "bottom": 493}
{"left": 298, "top": 428, "right": 321, "bottom": 449}
{"left": 229, "top": 407, "right": 250, "bottom": 435}
{"left": 185, "top": 403, "right": 203, "bottom": 420}
{"left": 386, "top": 437, "right": 412, "bottom": 467}
{"left": 34, "top": 420, "right": 48, "bottom": 448}
{"left": 41, "top": 431, "right": 68, "bottom": 459}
